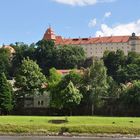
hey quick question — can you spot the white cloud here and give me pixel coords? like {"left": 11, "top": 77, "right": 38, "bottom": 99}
{"left": 95, "top": 19, "right": 140, "bottom": 37}
{"left": 53, "top": 0, "right": 115, "bottom": 6}
{"left": 88, "top": 18, "right": 97, "bottom": 27}
{"left": 104, "top": 12, "right": 111, "bottom": 18}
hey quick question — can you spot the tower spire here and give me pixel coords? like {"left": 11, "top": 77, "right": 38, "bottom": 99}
{"left": 43, "top": 26, "right": 56, "bottom": 41}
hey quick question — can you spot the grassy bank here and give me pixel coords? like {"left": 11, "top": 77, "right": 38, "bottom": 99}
{"left": 0, "top": 116, "right": 140, "bottom": 135}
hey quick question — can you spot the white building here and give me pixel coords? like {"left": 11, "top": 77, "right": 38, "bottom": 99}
{"left": 43, "top": 28, "right": 140, "bottom": 58}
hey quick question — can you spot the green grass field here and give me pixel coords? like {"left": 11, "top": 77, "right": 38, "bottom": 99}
{"left": 0, "top": 116, "right": 140, "bottom": 135}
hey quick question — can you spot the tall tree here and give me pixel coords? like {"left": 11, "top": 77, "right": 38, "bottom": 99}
{"left": 48, "top": 67, "right": 62, "bottom": 95}
{"left": 60, "top": 81, "right": 82, "bottom": 115}
{"left": 0, "top": 48, "right": 11, "bottom": 78}
{"left": 89, "top": 60, "right": 108, "bottom": 115}
{"left": 15, "top": 58, "right": 47, "bottom": 106}
{"left": 35, "top": 40, "right": 55, "bottom": 75}
{"left": 49, "top": 69, "right": 83, "bottom": 114}
{"left": 50, "top": 80, "right": 82, "bottom": 115}
{"left": 121, "top": 80, "right": 140, "bottom": 115}
{"left": 11, "top": 42, "right": 36, "bottom": 77}
{"left": 0, "top": 73, "right": 13, "bottom": 114}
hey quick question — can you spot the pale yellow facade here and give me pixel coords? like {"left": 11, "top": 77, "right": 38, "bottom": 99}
{"left": 76, "top": 39, "right": 140, "bottom": 58}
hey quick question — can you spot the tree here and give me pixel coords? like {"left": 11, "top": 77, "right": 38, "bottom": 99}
{"left": 126, "top": 51, "right": 140, "bottom": 65}
{"left": 0, "top": 48, "right": 11, "bottom": 78}
{"left": 117, "top": 52, "right": 140, "bottom": 83}
{"left": 48, "top": 67, "right": 62, "bottom": 95}
{"left": 104, "top": 76, "right": 121, "bottom": 115}
{"left": 53, "top": 45, "right": 85, "bottom": 69}
{"left": 48, "top": 68, "right": 62, "bottom": 87}
{"left": 61, "top": 81, "right": 82, "bottom": 115}
{"left": 121, "top": 80, "right": 140, "bottom": 115}
{"left": 15, "top": 58, "right": 47, "bottom": 106}
{"left": 89, "top": 60, "right": 108, "bottom": 115}
{"left": 103, "top": 50, "right": 126, "bottom": 82}
{"left": 0, "top": 73, "right": 13, "bottom": 114}
{"left": 11, "top": 42, "right": 36, "bottom": 77}
{"left": 50, "top": 80, "right": 82, "bottom": 115}
{"left": 35, "top": 40, "right": 55, "bottom": 75}
{"left": 61, "top": 70, "right": 82, "bottom": 88}
{"left": 117, "top": 63, "right": 140, "bottom": 83}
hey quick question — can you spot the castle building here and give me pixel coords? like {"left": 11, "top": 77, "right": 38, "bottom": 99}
{"left": 43, "top": 27, "right": 140, "bottom": 58}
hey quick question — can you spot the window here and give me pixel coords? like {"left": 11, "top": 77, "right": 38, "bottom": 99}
{"left": 38, "top": 100, "right": 44, "bottom": 106}
{"left": 38, "top": 101, "right": 40, "bottom": 106}
{"left": 131, "top": 44, "right": 136, "bottom": 51}
{"left": 41, "top": 101, "right": 44, "bottom": 106}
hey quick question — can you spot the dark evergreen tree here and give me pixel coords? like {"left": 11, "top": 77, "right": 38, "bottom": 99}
{"left": 0, "top": 73, "right": 13, "bottom": 114}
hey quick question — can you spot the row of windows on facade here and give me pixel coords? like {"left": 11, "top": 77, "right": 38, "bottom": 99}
{"left": 84, "top": 46, "right": 131, "bottom": 51}
{"left": 38, "top": 100, "right": 44, "bottom": 106}
{"left": 74, "top": 42, "right": 136, "bottom": 46}
{"left": 86, "top": 47, "right": 136, "bottom": 55}
{"left": 85, "top": 47, "right": 131, "bottom": 54}
{"left": 81, "top": 42, "right": 134, "bottom": 46}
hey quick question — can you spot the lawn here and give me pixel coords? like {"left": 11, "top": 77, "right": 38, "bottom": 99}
{"left": 0, "top": 116, "right": 140, "bottom": 135}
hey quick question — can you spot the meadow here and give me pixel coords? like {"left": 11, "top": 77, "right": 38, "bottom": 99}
{"left": 0, "top": 116, "right": 140, "bottom": 135}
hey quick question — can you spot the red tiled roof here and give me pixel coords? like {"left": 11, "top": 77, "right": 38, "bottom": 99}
{"left": 56, "top": 70, "right": 71, "bottom": 75}
{"left": 56, "top": 70, "right": 82, "bottom": 75}
{"left": 55, "top": 36, "right": 130, "bottom": 45}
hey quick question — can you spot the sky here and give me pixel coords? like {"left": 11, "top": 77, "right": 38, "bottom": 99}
{"left": 0, "top": 0, "right": 140, "bottom": 45}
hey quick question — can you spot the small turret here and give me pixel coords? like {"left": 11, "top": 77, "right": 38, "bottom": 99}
{"left": 43, "top": 27, "right": 56, "bottom": 41}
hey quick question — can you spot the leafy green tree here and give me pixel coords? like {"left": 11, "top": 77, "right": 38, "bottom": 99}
{"left": 104, "top": 76, "right": 121, "bottom": 115}
{"left": 49, "top": 69, "right": 83, "bottom": 114}
{"left": 121, "top": 80, "right": 140, "bottom": 114}
{"left": 0, "top": 48, "right": 11, "bottom": 77}
{"left": 15, "top": 58, "right": 47, "bottom": 105}
{"left": 103, "top": 50, "right": 126, "bottom": 82}
{"left": 53, "top": 45, "right": 85, "bottom": 69}
{"left": 35, "top": 40, "right": 55, "bottom": 75}
{"left": 126, "top": 51, "right": 140, "bottom": 65}
{"left": 48, "top": 68, "right": 62, "bottom": 86}
{"left": 60, "top": 81, "right": 82, "bottom": 115}
{"left": 89, "top": 60, "right": 108, "bottom": 115}
{"left": 48, "top": 67, "right": 62, "bottom": 95}
{"left": 11, "top": 42, "right": 36, "bottom": 77}
{"left": 50, "top": 80, "right": 82, "bottom": 115}
{"left": 61, "top": 70, "right": 82, "bottom": 88}
{"left": 117, "top": 63, "right": 140, "bottom": 83}
{"left": 116, "top": 52, "right": 140, "bottom": 83}
{"left": 0, "top": 73, "right": 13, "bottom": 114}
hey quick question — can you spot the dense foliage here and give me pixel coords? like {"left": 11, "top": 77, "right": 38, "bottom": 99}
{"left": 0, "top": 40, "right": 140, "bottom": 116}
{"left": 15, "top": 58, "right": 47, "bottom": 97}
{"left": 0, "top": 73, "right": 13, "bottom": 114}
{"left": 0, "top": 48, "right": 11, "bottom": 77}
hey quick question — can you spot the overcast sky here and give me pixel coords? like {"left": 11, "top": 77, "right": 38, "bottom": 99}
{"left": 0, "top": 0, "right": 140, "bottom": 45}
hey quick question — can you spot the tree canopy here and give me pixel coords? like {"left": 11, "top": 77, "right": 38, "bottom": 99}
{"left": 15, "top": 58, "right": 47, "bottom": 98}
{"left": 0, "top": 73, "right": 13, "bottom": 114}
